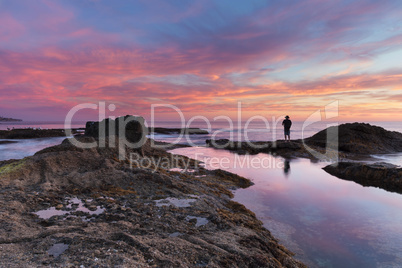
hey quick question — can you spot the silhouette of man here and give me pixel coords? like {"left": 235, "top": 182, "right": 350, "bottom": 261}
{"left": 282, "top": 115, "right": 292, "bottom": 142}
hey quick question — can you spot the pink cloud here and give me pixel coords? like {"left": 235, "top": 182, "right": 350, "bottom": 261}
{"left": 0, "top": 13, "right": 25, "bottom": 42}
{"left": 1, "top": 0, "right": 402, "bottom": 121}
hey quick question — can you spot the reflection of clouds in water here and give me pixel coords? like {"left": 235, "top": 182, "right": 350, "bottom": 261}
{"left": 297, "top": 205, "right": 327, "bottom": 226}
{"left": 261, "top": 219, "right": 318, "bottom": 266}
{"left": 170, "top": 147, "right": 402, "bottom": 267}
{"left": 351, "top": 216, "right": 402, "bottom": 262}
{"left": 372, "top": 233, "right": 402, "bottom": 265}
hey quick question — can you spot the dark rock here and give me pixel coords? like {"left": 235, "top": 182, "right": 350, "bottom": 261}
{"left": 34, "top": 137, "right": 91, "bottom": 155}
{"left": 273, "top": 141, "right": 302, "bottom": 150}
{"left": 0, "top": 140, "right": 18, "bottom": 145}
{"left": 206, "top": 139, "right": 304, "bottom": 158}
{"left": 0, "top": 116, "right": 22, "bottom": 122}
{"left": 323, "top": 162, "right": 402, "bottom": 194}
{"left": 85, "top": 115, "right": 147, "bottom": 143}
{"left": 206, "top": 123, "right": 402, "bottom": 160}
{"left": 206, "top": 139, "right": 235, "bottom": 148}
{"left": 150, "top": 127, "right": 208, "bottom": 135}
{"left": 306, "top": 122, "right": 402, "bottom": 154}
{"left": 0, "top": 129, "right": 67, "bottom": 139}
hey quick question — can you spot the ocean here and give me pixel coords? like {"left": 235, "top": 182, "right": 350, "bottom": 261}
{"left": 2, "top": 120, "right": 401, "bottom": 146}
{"left": 2, "top": 120, "right": 401, "bottom": 161}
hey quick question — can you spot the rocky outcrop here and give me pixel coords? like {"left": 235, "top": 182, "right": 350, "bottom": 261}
{"left": 323, "top": 162, "right": 402, "bottom": 194}
{"left": 206, "top": 123, "right": 402, "bottom": 160}
{"left": 206, "top": 139, "right": 322, "bottom": 159}
{"left": 0, "top": 129, "right": 75, "bottom": 139}
{"left": 306, "top": 122, "right": 402, "bottom": 154}
{"left": 149, "top": 127, "right": 209, "bottom": 135}
{"left": 0, "top": 140, "right": 18, "bottom": 144}
{"left": 0, "top": 136, "right": 304, "bottom": 267}
{"left": 0, "top": 116, "right": 22, "bottom": 122}
{"left": 85, "top": 115, "right": 147, "bottom": 143}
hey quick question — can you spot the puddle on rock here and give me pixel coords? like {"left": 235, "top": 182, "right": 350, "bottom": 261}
{"left": 186, "top": 216, "right": 209, "bottom": 227}
{"left": 154, "top": 197, "right": 197, "bottom": 207}
{"left": 169, "top": 232, "right": 183, "bottom": 237}
{"left": 47, "top": 243, "right": 69, "bottom": 257}
{"left": 34, "top": 197, "right": 105, "bottom": 220}
{"left": 169, "top": 168, "right": 196, "bottom": 173}
{"left": 34, "top": 207, "right": 69, "bottom": 219}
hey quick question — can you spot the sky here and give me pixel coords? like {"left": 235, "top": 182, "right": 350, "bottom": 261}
{"left": 1, "top": 0, "right": 402, "bottom": 122}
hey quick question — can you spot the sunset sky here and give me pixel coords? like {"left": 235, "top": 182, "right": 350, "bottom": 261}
{"left": 1, "top": 0, "right": 402, "bottom": 122}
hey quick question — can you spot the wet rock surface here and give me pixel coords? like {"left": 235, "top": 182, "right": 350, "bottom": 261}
{"left": 0, "top": 136, "right": 304, "bottom": 267}
{"left": 323, "top": 162, "right": 402, "bottom": 194}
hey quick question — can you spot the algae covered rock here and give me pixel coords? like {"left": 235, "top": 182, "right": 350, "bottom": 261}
{"left": 323, "top": 162, "right": 402, "bottom": 194}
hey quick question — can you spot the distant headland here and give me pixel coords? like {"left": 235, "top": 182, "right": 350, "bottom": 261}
{"left": 0, "top": 116, "right": 22, "bottom": 122}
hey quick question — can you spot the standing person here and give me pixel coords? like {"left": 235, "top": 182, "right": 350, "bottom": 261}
{"left": 282, "top": 115, "right": 292, "bottom": 142}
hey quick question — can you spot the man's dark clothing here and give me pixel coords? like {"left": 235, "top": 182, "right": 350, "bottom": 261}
{"left": 282, "top": 119, "right": 292, "bottom": 131}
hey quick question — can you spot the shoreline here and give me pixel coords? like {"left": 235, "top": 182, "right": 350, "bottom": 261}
{"left": 0, "top": 127, "right": 208, "bottom": 139}
{"left": 0, "top": 136, "right": 305, "bottom": 267}
{"left": 2, "top": 121, "right": 402, "bottom": 194}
